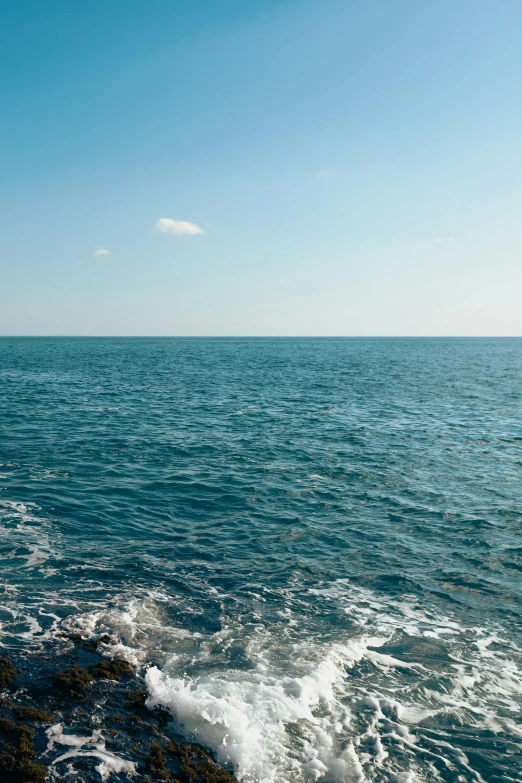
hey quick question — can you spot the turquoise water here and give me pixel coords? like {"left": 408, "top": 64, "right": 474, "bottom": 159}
{"left": 1, "top": 337, "right": 521, "bottom": 782}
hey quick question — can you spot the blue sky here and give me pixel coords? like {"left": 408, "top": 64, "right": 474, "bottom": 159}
{"left": 1, "top": 0, "right": 521, "bottom": 335}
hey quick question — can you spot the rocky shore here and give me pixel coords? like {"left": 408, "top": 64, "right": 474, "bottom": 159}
{"left": 0, "top": 638, "right": 235, "bottom": 783}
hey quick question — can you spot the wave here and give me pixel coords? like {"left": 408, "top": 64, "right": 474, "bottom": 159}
{"left": 48, "top": 580, "right": 522, "bottom": 783}
{"left": 0, "top": 499, "right": 55, "bottom": 571}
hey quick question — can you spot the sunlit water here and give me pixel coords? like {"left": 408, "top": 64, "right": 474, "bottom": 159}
{"left": 1, "top": 337, "right": 521, "bottom": 782}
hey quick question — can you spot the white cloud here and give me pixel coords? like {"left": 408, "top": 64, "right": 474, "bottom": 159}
{"left": 155, "top": 218, "right": 204, "bottom": 236}
{"left": 94, "top": 247, "right": 111, "bottom": 256}
{"left": 433, "top": 237, "right": 455, "bottom": 243}
{"left": 317, "top": 167, "right": 339, "bottom": 178}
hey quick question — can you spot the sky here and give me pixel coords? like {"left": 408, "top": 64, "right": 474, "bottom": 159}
{"left": 1, "top": 0, "right": 521, "bottom": 336}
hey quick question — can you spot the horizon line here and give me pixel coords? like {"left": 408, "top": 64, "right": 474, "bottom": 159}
{"left": 1, "top": 335, "right": 521, "bottom": 340}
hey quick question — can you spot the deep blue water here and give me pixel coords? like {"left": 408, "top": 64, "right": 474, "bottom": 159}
{"left": 1, "top": 337, "right": 521, "bottom": 782}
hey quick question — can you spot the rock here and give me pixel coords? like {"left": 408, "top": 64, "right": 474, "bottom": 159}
{"left": 90, "top": 658, "right": 134, "bottom": 680}
{"left": 12, "top": 707, "right": 54, "bottom": 724}
{"left": 0, "top": 657, "right": 19, "bottom": 689}
{"left": 52, "top": 664, "right": 93, "bottom": 696}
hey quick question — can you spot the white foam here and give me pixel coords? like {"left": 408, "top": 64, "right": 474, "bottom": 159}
{"left": 140, "top": 580, "right": 522, "bottom": 783}
{"left": 46, "top": 723, "right": 136, "bottom": 780}
{"left": 46, "top": 723, "right": 104, "bottom": 750}
{"left": 0, "top": 498, "right": 54, "bottom": 570}
{"left": 145, "top": 634, "right": 437, "bottom": 783}
{"left": 52, "top": 748, "right": 136, "bottom": 781}
{"left": 145, "top": 646, "right": 359, "bottom": 783}
{"left": 58, "top": 591, "right": 197, "bottom": 666}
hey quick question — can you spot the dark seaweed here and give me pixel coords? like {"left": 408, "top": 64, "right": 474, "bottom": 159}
{"left": 90, "top": 658, "right": 134, "bottom": 681}
{"left": 52, "top": 664, "right": 93, "bottom": 696}
{"left": 0, "top": 717, "right": 46, "bottom": 782}
{"left": 0, "top": 657, "right": 19, "bottom": 689}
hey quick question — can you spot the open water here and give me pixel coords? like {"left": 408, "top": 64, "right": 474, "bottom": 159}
{"left": 0, "top": 337, "right": 521, "bottom": 782}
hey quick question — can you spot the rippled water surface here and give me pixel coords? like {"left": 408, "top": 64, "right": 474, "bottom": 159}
{"left": 1, "top": 337, "right": 521, "bottom": 782}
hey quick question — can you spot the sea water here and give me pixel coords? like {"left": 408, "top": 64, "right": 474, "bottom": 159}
{"left": 0, "top": 337, "right": 521, "bottom": 782}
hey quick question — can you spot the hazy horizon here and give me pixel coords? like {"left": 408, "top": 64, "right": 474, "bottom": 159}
{"left": 2, "top": 335, "right": 522, "bottom": 340}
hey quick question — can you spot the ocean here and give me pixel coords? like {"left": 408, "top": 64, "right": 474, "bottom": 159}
{"left": 0, "top": 337, "right": 521, "bottom": 782}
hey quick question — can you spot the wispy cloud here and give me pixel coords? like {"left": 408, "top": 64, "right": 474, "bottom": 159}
{"left": 94, "top": 247, "right": 111, "bottom": 256}
{"left": 433, "top": 237, "right": 455, "bottom": 243}
{"left": 155, "top": 218, "right": 204, "bottom": 236}
{"left": 317, "top": 167, "right": 339, "bottom": 178}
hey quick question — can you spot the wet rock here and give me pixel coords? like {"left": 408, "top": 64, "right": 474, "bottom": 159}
{"left": 166, "top": 740, "right": 235, "bottom": 783}
{"left": 0, "top": 657, "right": 19, "bottom": 689}
{"left": 90, "top": 658, "right": 134, "bottom": 680}
{"left": 12, "top": 707, "right": 54, "bottom": 724}
{"left": 0, "top": 636, "right": 236, "bottom": 783}
{"left": 139, "top": 737, "right": 236, "bottom": 783}
{"left": 57, "top": 632, "right": 83, "bottom": 643}
{"left": 58, "top": 632, "right": 112, "bottom": 651}
{"left": 125, "top": 689, "right": 148, "bottom": 712}
{"left": 146, "top": 741, "right": 171, "bottom": 779}
{"left": 53, "top": 664, "right": 93, "bottom": 695}
{"left": 0, "top": 750, "right": 47, "bottom": 783}
{"left": 0, "top": 718, "right": 46, "bottom": 783}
